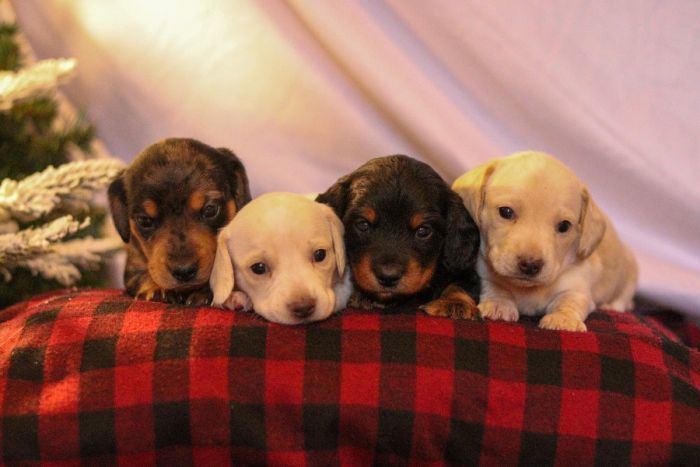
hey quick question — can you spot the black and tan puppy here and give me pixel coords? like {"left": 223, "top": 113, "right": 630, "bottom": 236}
{"left": 316, "top": 155, "right": 480, "bottom": 319}
{"left": 108, "top": 138, "right": 251, "bottom": 305}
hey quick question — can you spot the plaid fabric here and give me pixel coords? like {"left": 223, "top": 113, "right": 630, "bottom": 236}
{"left": 1, "top": 289, "right": 699, "bottom": 465}
{"left": 642, "top": 309, "right": 700, "bottom": 351}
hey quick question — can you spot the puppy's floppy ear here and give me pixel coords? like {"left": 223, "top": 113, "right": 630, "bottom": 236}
{"left": 442, "top": 190, "right": 480, "bottom": 272}
{"left": 320, "top": 203, "right": 346, "bottom": 277}
{"left": 107, "top": 170, "right": 130, "bottom": 243}
{"left": 451, "top": 160, "right": 498, "bottom": 227}
{"left": 577, "top": 186, "right": 606, "bottom": 259}
{"left": 210, "top": 227, "right": 235, "bottom": 306}
{"left": 217, "top": 147, "right": 252, "bottom": 211}
{"left": 316, "top": 174, "right": 352, "bottom": 218}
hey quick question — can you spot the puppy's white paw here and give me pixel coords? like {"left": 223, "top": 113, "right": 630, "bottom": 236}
{"left": 222, "top": 291, "right": 253, "bottom": 312}
{"left": 478, "top": 299, "right": 519, "bottom": 322}
{"left": 600, "top": 300, "right": 629, "bottom": 312}
{"left": 539, "top": 312, "right": 587, "bottom": 332}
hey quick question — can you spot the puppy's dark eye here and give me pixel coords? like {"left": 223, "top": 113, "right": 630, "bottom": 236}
{"left": 354, "top": 219, "right": 370, "bottom": 233}
{"left": 498, "top": 207, "right": 515, "bottom": 220}
{"left": 135, "top": 214, "right": 155, "bottom": 230}
{"left": 415, "top": 225, "right": 433, "bottom": 240}
{"left": 201, "top": 202, "right": 220, "bottom": 220}
{"left": 557, "top": 220, "right": 572, "bottom": 233}
{"left": 250, "top": 263, "right": 267, "bottom": 275}
{"left": 313, "top": 249, "right": 326, "bottom": 262}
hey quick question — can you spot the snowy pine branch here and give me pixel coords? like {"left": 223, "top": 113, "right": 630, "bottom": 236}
{"left": 0, "top": 11, "right": 121, "bottom": 300}
{"left": 0, "top": 215, "right": 122, "bottom": 284}
{"left": 0, "top": 214, "right": 87, "bottom": 281}
{"left": 0, "top": 158, "right": 125, "bottom": 223}
{"left": 0, "top": 158, "right": 126, "bottom": 286}
{"left": 0, "top": 58, "right": 76, "bottom": 109}
{"left": 21, "top": 236, "right": 122, "bottom": 286}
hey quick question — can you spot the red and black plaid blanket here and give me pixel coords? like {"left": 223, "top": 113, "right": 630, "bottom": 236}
{"left": 1, "top": 289, "right": 699, "bottom": 465}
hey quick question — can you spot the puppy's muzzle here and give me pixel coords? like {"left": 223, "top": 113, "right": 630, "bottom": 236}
{"left": 517, "top": 256, "right": 544, "bottom": 278}
{"left": 288, "top": 298, "right": 317, "bottom": 319}
{"left": 170, "top": 262, "right": 199, "bottom": 283}
{"left": 373, "top": 262, "right": 404, "bottom": 288}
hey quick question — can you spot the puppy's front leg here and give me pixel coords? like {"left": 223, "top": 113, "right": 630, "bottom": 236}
{"left": 124, "top": 250, "right": 171, "bottom": 302}
{"left": 539, "top": 292, "right": 592, "bottom": 332}
{"left": 347, "top": 291, "right": 385, "bottom": 310}
{"left": 478, "top": 282, "right": 519, "bottom": 322}
{"left": 420, "top": 284, "right": 480, "bottom": 320}
{"left": 184, "top": 287, "right": 213, "bottom": 307}
{"left": 133, "top": 275, "right": 173, "bottom": 302}
{"left": 221, "top": 290, "right": 253, "bottom": 312}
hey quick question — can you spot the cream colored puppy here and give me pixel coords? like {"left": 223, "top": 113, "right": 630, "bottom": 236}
{"left": 452, "top": 151, "right": 638, "bottom": 332}
{"left": 210, "top": 192, "right": 352, "bottom": 325}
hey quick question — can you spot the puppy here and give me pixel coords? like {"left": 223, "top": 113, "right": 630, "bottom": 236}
{"left": 108, "top": 138, "right": 251, "bottom": 305}
{"left": 316, "top": 155, "right": 480, "bottom": 319}
{"left": 452, "top": 151, "right": 638, "bottom": 332}
{"left": 210, "top": 192, "right": 352, "bottom": 325}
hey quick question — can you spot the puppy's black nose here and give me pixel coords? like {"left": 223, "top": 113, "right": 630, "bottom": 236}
{"left": 171, "top": 263, "right": 198, "bottom": 283}
{"left": 518, "top": 258, "right": 544, "bottom": 277}
{"left": 289, "top": 299, "right": 316, "bottom": 319}
{"left": 374, "top": 264, "right": 403, "bottom": 288}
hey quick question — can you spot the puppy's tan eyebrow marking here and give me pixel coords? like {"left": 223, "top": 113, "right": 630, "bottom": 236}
{"left": 188, "top": 191, "right": 206, "bottom": 211}
{"left": 360, "top": 207, "right": 377, "bottom": 223}
{"left": 143, "top": 199, "right": 158, "bottom": 218}
{"left": 410, "top": 213, "right": 428, "bottom": 229}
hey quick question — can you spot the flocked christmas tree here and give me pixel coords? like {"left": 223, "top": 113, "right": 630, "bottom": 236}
{"left": 0, "top": 21, "right": 124, "bottom": 307}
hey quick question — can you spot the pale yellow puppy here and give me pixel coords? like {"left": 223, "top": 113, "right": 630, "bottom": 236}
{"left": 210, "top": 192, "right": 352, "bottom": 325}
{"left": 452, "top": 151, "right": 638, "bottom": 332}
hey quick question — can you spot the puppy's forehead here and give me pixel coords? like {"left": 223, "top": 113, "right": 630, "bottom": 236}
{"left": 349, "top": 167, "right": 445, "bottom": 214}
{"left": 127, "top": 138, "right": 233, "bottom": 190}
{"left": 129, "top": 159, "right": 220, "bottom": 208}
{"left": 494, "top": 152, "right": 580, "bottom": 187}
{"left": 132, "top": 157, "right": 213, "bottom": 187}
{"left": 489, "top": 157, "right": 583, "bottom": 211}
{"left": 232, "top": 193, "right": 333, "bottom": 241}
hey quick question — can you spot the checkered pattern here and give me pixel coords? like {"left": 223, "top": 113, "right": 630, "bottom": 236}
{"left": 1, "top": 289, "right": 699, "bottom": 465}
{"left": 643, "top": 309, "right": 700, "bottom": 351}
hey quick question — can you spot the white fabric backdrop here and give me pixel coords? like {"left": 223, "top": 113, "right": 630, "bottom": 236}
{"left": 11, "top": 0, "right": 700, "bottom": 316}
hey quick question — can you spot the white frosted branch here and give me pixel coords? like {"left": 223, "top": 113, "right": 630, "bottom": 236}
{"left": 0, "top": 159, "right": 125, "bottom": 222}
{"left": 0, "top": 217, "right": 123, "bottom": 285}
{"left": 0, "top": 58, "right": 76, "bottom": 109}
{"left": 0, "top": 215, "right": 88, "bottom": 265}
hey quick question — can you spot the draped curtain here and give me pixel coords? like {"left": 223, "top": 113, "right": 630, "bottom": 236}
{"left": 11, "top": 0, "right": 700, "bottom": 316}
